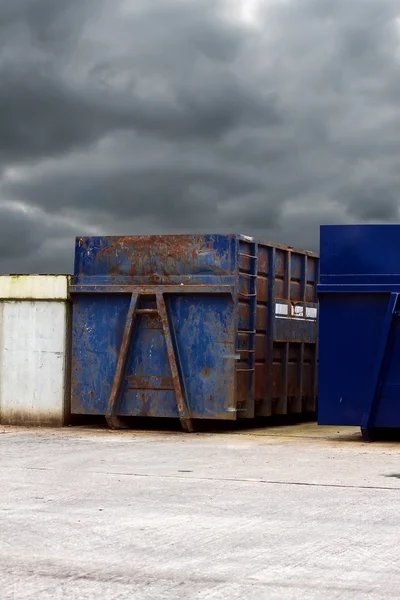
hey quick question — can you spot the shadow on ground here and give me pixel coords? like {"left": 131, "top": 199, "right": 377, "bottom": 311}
{"left": 69, "top": 413, "right": 317, "bottom": 433}
{"left": 67, "top": 414, "right": 400, "bottom": 445}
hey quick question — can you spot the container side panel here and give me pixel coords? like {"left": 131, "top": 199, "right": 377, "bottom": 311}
{"left": 71, "top": 294, "right": 131, "bottom": 414}
{"left": 290, "top": 253, "right": 303, "bottom": 301}
{"left": 320, "top": 225, "right": 400, "bottom": 284}
{"left": 0, "top": 301, "right": 67, "bottom": 426}
{"left": 318, "top": 293, "right": 389, "bottom": 426}
{"left": 374, "top": 316, "right": 400, "bottom": 428}
{"left": 168, "top": 294, "right": 236, "bottom": 419}
{"left": 119, "top": 303, "right": 178, "bottom": 418}
{"left": 273, "top": 303, "right": 318, "bottom": 343}
{"left": 74, "top": 235, "right": 236, "bottom": 285}
{"left": 306, "top": 256, "right": 319, "bottom": 302}
{"left": 255, "top": 247, "right": 318, "bottom": 417}
{"left": 257, "top": 245, "right": 269, "bottom": 276}
{"left": 255, "top": 245, "right": 270, "bottom": 414}
{"left": 72, "top": 293, "right": 236, "bottom": 419}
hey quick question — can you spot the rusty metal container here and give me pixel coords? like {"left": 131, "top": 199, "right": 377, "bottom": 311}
{"left": 0, "top": 275, "right": 71, "bottom": 427}
{"left": 70, "top": 235, "right": 318, "bottom": 431}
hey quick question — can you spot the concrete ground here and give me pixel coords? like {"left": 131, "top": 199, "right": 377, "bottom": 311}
{"left": 1, "top": 422, "right": 400, "bottom": 599}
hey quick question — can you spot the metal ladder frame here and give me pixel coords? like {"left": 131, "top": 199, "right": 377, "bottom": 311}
{"left": 236, "top": 241, "right": 258, "bottom": 418}
{"left": 104, "top": 291, "right": 194, "bottom": 432}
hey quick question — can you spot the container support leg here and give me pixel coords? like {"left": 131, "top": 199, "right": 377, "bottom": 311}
{"left": 105, "top": 293, "right": 139, "bottom": 429}
{"left": 156, "top": 293, "right": 194, "bottom": 433}
{"left": 361, "top": 292, "right": 398, "bottom": 442}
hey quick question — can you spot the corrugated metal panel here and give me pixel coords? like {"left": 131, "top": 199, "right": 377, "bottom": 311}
{"left": 71, "top": 235, "right": 318, "bottom": 431}
{"left": 318, "top": 225, "right": 400, "bottom": 441}
{"left": 234, "top": 238, "right": 319, "bottom": 419}
{"left": 0, "top": 275, "right": 71, "bottom": 427}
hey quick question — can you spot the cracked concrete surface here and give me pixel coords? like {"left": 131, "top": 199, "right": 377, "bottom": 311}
{"left": 1, "top": 423, "right": 400, "bottom": 599}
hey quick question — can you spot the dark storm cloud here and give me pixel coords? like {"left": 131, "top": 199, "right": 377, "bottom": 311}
{"left": 0, "top": 0, "right": 281, "bottom": 167}
{"left": 1, "top": 0, "right": 400, "bottom": 272}
{"left": 0, "top": 203, "right": 77, "bottom": 273}
{"left": 0, "top": 206, "right": 42, "bottom": 259}
{"left": 342, "top": 185, "right": 400, "bottom": 221}
{"left": 5, "top": 164, "right": 265, "bottom": 216}
{"left": 0, "top": 63, "right": 281, "bottom": 165}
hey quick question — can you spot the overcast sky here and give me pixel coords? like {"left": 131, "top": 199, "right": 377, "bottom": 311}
{"left": 1, "top": 0, "right": 400, "bottom": 273}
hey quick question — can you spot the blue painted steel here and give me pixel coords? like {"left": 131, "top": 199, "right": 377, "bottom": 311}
{"left": 360, "top": 293, "right": 399, "bottom": 441}
{"left": 71, "top": 234, "right": 319, "bottom": 428}
{"left": 318, "top": 225, "right": 400, "bottom": 439}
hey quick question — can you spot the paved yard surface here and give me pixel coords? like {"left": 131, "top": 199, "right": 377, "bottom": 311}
{"left": 1, "top": 422, "right": 400, "bottom": 599}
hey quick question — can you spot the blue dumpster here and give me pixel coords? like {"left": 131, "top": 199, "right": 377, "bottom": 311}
{"left": 70, "top": 234, "right": 319, "bottom": 431}
{"left": 318, "top": 224, "right": 400, "bottom": 440}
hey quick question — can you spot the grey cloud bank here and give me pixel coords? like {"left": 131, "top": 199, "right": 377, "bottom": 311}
{"left": 1, "top": 0, "right": 400, "bottom": 272}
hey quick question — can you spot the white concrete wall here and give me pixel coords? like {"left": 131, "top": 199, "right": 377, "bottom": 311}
{"left": 0, "top": 276, "right": 71, "bottom": 426}
{"left": 0, "top": 275, "right": 69, "bottom": 300}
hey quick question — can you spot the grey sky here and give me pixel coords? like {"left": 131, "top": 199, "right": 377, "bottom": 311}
{"left": 1, "top": 0, "right": 400, "bottom": 273}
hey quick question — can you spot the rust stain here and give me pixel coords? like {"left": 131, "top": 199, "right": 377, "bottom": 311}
{"left": 127, "top": 375, "right": 174, "bottom": 390}
{"left": 105, "top": 293, "right": 138, "bottom": 424}
{"left": 79, "top": 234, "right": 233, "bottom": 284}
{"left": 156, "top": 293, "right": 194, "bottom": 432}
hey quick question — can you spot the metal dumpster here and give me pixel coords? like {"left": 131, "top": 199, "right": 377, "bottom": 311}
{"left": 70, "top": 235, "right": 318, "bottom": 431}
{"left": 318, "top": 224, "right": 400, "bottom": 441}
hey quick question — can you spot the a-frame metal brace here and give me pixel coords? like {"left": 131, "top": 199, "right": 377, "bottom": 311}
{"left": 105, "top": 291, "right": 194, "bottom": 432}
{"left": 361, "top": 293, "right": 399, "bottom": 442}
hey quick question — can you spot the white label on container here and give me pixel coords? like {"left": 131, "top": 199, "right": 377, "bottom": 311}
{"left": 306, "top": 307, "right": 318, "bottom": 319}
{"left": 275, "top": 303, "right": 289, "bottom": 316}
{"left": 292, "top": 305, "right": 304, "bottom": 318}
{"left": 275, "top": 303, "right": 318, "bottom": 322}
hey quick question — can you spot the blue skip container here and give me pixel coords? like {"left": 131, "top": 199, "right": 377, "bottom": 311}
{"left": 70, "top": 234, "right": 319, "bottom": 431}
{"left": 318, "top": 224, "right": 400, "bottom": 441}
